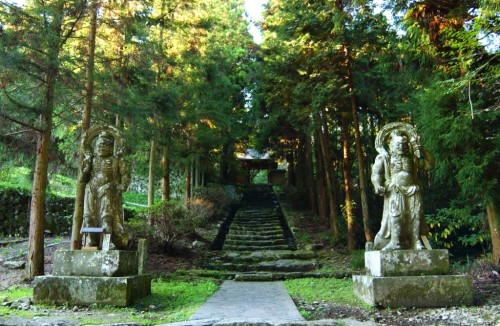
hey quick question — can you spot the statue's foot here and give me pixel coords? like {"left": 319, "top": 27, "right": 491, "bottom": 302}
{"left": 382, "top": 243, "right": 401, "bottom": 251}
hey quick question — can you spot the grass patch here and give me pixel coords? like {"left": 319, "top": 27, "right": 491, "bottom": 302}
{"left": 284, "top": 277, "right": 369, "bottom": 319}
{"left": 0, "top": 277, "right": 219, "bottom": 324}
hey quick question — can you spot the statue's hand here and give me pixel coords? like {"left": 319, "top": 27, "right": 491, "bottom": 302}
{"left": 98, "top": 184, "right": 111, "bottom": 198}
{"left": 410, "top": 138, "right": 421, "bottom": 158}
{"left": 375, "top": 186, "right": 385, "bottom": 195}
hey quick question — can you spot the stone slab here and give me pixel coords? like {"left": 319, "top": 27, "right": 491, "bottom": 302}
{"left": 53, "top": 249, "right": 138, "bottom": 277}
{"left": 365, "top": 249, "right": 449, "bottom": 276}
{"left": 189, "top": 281, "right": 305, "bottom": 323}
{"left": 352, "top": 274, "right": 473, "bottom": 307}
{"left": 33, "top": 274, "right": 151, "bottom": 307}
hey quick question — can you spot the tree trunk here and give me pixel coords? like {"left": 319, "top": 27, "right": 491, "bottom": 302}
{"left": 71, "top": 0, "right": 99, "bottom": 250}
{"left": 286, "top": 150, "right": 296, "bottom": 186}
{"left": 28, "top": 113, "right": 52, "bottom": 279}
{"left": 28, "top": 3, "right": 63, "bottom": 278}
{"left": 185, "top": 161, "right": 191, "bottom": 205}
{"left": 161, "top": 144, "right": 170, "bottom": 201}
{"left": 148, "top": 139, "right": 155, "bottom": 223}
{"left": 318, "top": 110, "right": 340, "bottom": 239}
{"left": 304, "top": 133, "right": 318, "bottom": 216}
{"left": 314, "top": 126, "right": 328, "bottom": 225}
{"left": 341, "top": 115, "right": 355, "bottom": 252}
{"left": 345, "top": 46, "right": 373, "bottom": 243}
{"left": 486, "top": 200, "right": 500, "bottom": 264}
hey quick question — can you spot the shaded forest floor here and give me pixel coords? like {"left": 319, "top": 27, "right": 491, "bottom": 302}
{"left": 1, "top": 234, "right": 499, "bottom": 325}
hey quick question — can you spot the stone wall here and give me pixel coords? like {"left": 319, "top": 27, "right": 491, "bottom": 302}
{"left": 0, "top": 187, "right": 74, "bottom": 237}
{"left": 0, "top": 186, "right": 137, "bottom": 237}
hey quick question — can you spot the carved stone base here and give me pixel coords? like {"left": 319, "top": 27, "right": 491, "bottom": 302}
{"left": 353, "top": 274, "right": 472, "bottom": 307}
{"left": 33, "top": 275, "right": 151, "bottom": 307}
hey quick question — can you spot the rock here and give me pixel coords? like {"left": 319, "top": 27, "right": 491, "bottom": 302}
{"left": 192, "top": 240, "right": 207, "bottom": 250}
{"left": 3, "top": 261, "right": 25, "bottom": 270}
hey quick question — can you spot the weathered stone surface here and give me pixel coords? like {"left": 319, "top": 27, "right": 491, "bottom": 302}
{"left": 352, "top": 274, "right": 473, "bottom": 307}
{"left": 33, "top": 274, "right": 151, "bottom": 307}
{"left": 2, "top": 260, "right": 25, "bottom": 270}
{"left": 365, "top": 249, "right": 449, "bottom": 277}
{"left": 53, "top": 249, "right": 138, "bottom": 277}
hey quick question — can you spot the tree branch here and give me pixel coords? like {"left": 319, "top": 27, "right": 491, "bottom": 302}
{"left": 0, "top": 111, "right": 43, "bottom": 133}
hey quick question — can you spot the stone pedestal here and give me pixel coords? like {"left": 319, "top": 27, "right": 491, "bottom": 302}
{"left": 353, "top": 249, "right": 473, "bottom": 308}
{"left": 34, "top": 248, "right": 151, "bottom": 307}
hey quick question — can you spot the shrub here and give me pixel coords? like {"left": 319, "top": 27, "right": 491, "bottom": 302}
{"left": 192, "top": 185, "right": 235, "bottom": 221}
{"left": 127, "top": 200, "right": 211, "bottom": 253}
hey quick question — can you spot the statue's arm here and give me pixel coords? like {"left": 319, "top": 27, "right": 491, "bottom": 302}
{"left": 371, "top": 155, "right": 386, "bottom": 195}
{"left": 117, "top": 158, "right": 131, "bottom": 192}
{"left": 80, "top": 151, "right": 92, "bottom": 183}
{"left": 418, "top": 146, "right": 435, "bottom": 171}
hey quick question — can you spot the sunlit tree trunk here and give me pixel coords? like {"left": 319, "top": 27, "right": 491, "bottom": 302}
{"left": 341, "top": 115, "right": 355, "bottom": 252}
{"left": 71, "top": 0, "right": 99, "bottom": 250}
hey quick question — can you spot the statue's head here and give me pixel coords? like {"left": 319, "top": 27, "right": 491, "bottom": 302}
{"left": 389, "top": 130, "right": 409, "bottom": 156}
{"left": 95, "top": 131, "right": 114, "bottom": 157}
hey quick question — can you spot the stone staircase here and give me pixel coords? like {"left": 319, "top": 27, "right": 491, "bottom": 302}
{"left": 205, "top": 185, "right": 320, "bottom": 281}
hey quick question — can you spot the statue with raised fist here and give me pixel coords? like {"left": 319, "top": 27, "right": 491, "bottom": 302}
{"left": 372, "top": 122, "right": 435, "bottom": 251}
{"left": 81, "top": 126, "right": 130, "bottom": 249}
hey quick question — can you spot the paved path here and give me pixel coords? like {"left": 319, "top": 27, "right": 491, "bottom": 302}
{"left": 189, "top": 280, "right": 304, "bottom": 324}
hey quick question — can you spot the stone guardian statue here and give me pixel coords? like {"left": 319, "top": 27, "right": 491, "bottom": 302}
{"left": 371, "top": 122, "right": 434, "bottom": 250}
{"left": 80, "top": 125, "right": 130, "bottom": 249}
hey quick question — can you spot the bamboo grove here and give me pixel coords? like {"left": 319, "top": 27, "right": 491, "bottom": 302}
{"left": 0, "top": 0, "right": 498, "bottom": 279}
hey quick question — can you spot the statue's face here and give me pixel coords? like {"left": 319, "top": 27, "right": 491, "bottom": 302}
{"left": 95, "top": 135, "right": 113, "bottom": 157}
{"left": 389, "top": 134, "right": 409, "bottom": 156}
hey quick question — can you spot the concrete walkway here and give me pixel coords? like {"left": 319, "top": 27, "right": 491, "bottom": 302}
{"left": 190, "top": 280, "right": 304, "bottom": 323}
{"left": 160, "top": 280, "right": 378, "bottom": 326}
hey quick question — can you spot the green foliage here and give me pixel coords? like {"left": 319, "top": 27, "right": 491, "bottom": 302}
{"left": 193, "top": 184, "right": 234, "bottom": 221}
{"left": 426, "top": 206, "right": 488, "bottom": 251}
{"left": 126, "top": 199, "right": 212, "bottom": 252}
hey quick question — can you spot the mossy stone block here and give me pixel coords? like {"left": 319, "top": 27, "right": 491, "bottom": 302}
{"left": 33, "top": 275, "right": 151, "bottom": 307}
{"left": 365, "top": 249, "right": 449, "bottom": 277}
{"left": 352, "top": 274, "right": 473, "bottom": 307}
{"left": 53, "top": 249, "right": 138, "bottom": 277}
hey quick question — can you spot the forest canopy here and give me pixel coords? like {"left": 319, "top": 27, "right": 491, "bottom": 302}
{"left": 0, "top": 0, "right": 498, "bottom": 278}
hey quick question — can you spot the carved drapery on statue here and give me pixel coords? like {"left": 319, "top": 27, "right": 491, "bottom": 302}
{"left": 371, "top": 122, "right": 435, "bottom": 251}
{"left": 80, "top": 125, "right": 130, "bottom": 249}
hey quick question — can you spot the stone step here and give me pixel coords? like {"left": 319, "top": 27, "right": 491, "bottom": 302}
{"left": 229, "top": 226, "right": 283, "bottom": 232}
{"left": 225, "top": 234, "right": 286, "bottom": 241}
{"left": 224, "top": 239, "right": 288, "bottom": 247}
{"left": 214, "top": 250, "right": 317, "bottom": 263}
{"left": 223, "top": 244, "right": 291, "bottom": 251}
{"left": 231, "top": 222, "right": 282, "bottom": 228}
{"left": 205, "top": 259, "right": 319, "bottom": 273}
{"left": 226, "top": 230, "right": 284, "bottom": 239}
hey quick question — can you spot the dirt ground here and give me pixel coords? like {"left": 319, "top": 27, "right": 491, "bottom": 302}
{"left": 1, "top": 237, "right": 499, "bottom": 326}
